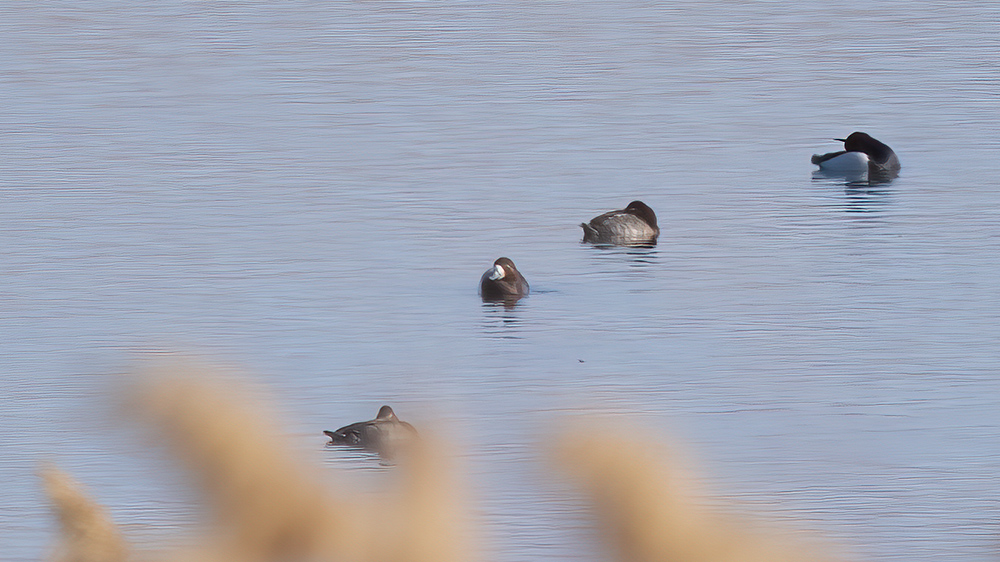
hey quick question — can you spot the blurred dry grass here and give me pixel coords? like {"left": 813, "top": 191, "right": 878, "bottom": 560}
{"left": 554, "top": 422, "right": 841, "bottom": 562}
{"left": 124, "top": 364, "right": 373, "bottom": 562}
{"left": 40, "top": 464, "right": 129, "bottom": 562}
{"left": 41, "top": 362, "right": 846, "bottom": 562}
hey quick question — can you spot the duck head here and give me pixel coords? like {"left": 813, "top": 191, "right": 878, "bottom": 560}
{"left": 376, "top": 405, "right": 397, "bottom": 421}
{"left": 490, "top": 257, "right": 518, "bottom": 281}
{"left": 624, "top": 200, "right": 658, "bottom": 228}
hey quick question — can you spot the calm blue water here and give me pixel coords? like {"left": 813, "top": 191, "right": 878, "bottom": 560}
{"left": 2, "top": 2, "right": 1000, "bottom": 561}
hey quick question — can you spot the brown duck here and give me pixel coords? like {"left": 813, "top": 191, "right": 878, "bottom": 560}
{"left": 324, "top": 405, "right": 417, "bottom": 456}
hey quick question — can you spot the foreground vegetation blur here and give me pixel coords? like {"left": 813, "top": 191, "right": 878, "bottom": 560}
{"left": 41, "top": 362, "right": 845, "bottom": 562}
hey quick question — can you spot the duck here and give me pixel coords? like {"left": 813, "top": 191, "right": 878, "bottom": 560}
{"left": 479, "top": 257, "right": 529, "bottom": 301}
{"left": 812, "top": 132, "right": 900, "bottom": 181}
{"left": 581, "top": 200, "right": 659, "bottom": 247}
{"left": 324, "top": 405, "right": 417, "bottom": 456}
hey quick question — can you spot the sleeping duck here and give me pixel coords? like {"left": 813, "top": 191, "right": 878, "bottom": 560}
{"left": 812, "top": 132, "right": 900, "bottom": 182}
{"left": 581, "top": 200, "right": 659, "bottom": 247}
{"left": 324, "top": 405, "right": 417, "bottom": 458}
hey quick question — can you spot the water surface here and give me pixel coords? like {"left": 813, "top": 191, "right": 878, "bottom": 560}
{"left": 2, "top": 2, "right": 1000, "bottom": 561}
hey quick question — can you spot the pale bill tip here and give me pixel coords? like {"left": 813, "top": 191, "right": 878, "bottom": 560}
{"left": 489, "top": 264, "right": 505, "bottom": 280}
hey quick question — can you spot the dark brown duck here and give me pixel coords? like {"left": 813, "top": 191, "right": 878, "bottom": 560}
{"left": 479, "top": 257, "right": 529, "bottom": 301}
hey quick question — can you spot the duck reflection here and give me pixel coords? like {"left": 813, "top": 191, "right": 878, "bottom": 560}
{"left": 812, "top": 168, "right": 896, "bottom": 188}
{"left": 480, "top": 300, "right": 524, "bottom": 339}
{"left": 622, "top": 246, "right": 659, "bottom": 269}
{"left": 812, "top": 172, "right": 894, "bottom": 215}
{"left": 842, "top": 185, "right": 893, "bottom": 215}
{"left": 585, "top": 243, "right": 660, "bottom": 269}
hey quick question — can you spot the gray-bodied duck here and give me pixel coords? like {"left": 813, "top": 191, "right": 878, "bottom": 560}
{"left": 581, "top": 200, "right": 659, "bottom": 247}
{"left": 324, "top": 405, "right": 417, "bottom": 456}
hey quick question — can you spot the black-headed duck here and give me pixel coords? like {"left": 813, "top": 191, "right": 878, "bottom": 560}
{"left": 812, "top": 132, "right": 900, "bottom": 181}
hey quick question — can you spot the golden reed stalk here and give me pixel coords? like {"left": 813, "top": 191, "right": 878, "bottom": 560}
{"left": 124, "top": 364, "right": 373, "bottom": 562}
{"left": 554, "top": 422, "right": 843, "bottom": 562}
{"left": 41, "top": 362, "right": 846, "bottom": 562}
{"left": 39, "top": 464, "right": 129, "bottom": 562}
